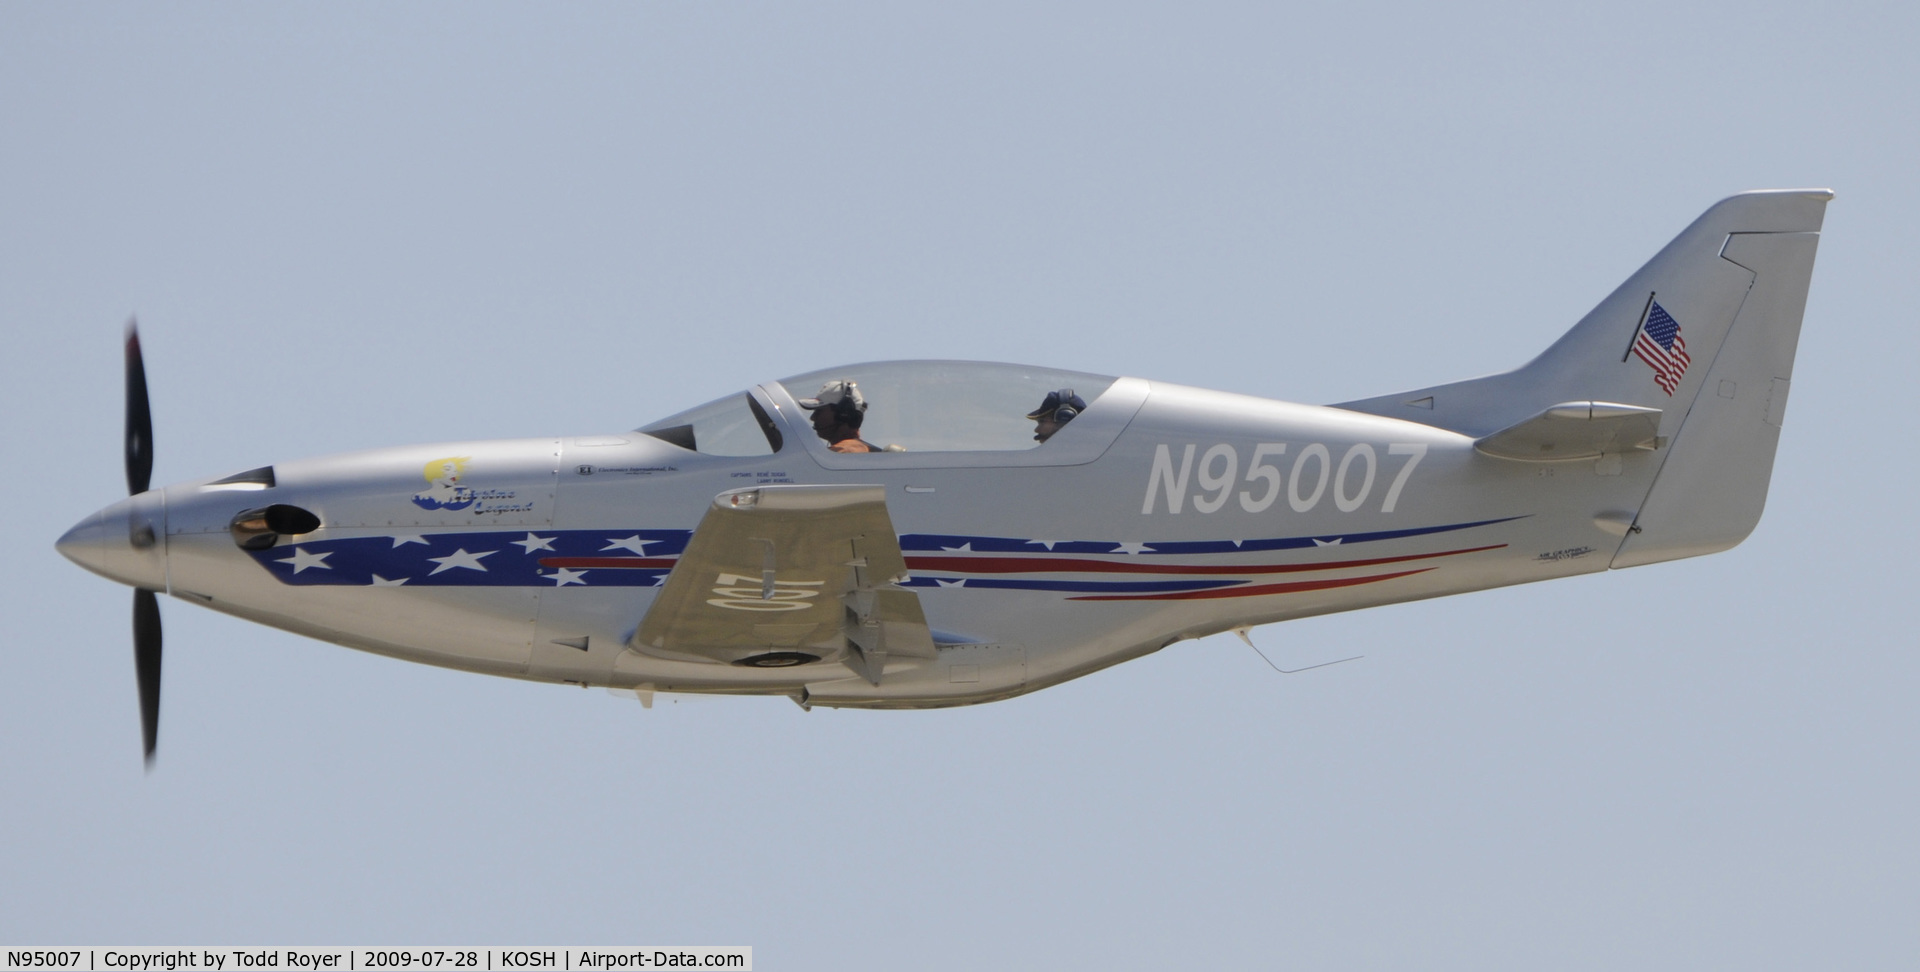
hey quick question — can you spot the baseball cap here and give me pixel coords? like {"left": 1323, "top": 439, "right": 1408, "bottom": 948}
{"left": 797, "top": 379, "right": 867, "bottom": 412}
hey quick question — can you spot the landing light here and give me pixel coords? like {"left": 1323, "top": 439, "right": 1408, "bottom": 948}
{"left": 735, "top": 651, "right": 819, "bottom": 668}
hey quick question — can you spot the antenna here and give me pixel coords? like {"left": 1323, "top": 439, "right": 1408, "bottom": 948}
{"left": 1234, "top": 626, "right": 1362, "bottom": 674}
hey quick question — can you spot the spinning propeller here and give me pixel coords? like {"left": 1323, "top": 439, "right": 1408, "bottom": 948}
{"left": 125, "top": 323, "right": 162, "bottom": 766}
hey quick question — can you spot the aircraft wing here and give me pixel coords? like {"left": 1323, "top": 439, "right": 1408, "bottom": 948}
{"left": 632, "top": 485, "right": 936, "bottom": 683}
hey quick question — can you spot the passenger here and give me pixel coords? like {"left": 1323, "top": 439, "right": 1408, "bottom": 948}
{"left": 1027, "top": 389, "right": 1087, "bottom": 443}
{"left": 798, "top": 380, "right": 882, "bottom": 454}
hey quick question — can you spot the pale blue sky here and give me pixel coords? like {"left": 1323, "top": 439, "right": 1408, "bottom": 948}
{"left": 4, "top": 3, "right": 1916, "bottom": 968}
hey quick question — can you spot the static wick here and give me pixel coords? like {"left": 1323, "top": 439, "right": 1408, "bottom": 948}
{"left": 1233, "top": 626, "right": 1362, "bottom": 675}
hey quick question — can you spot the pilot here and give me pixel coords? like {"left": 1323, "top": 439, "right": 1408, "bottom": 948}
{"left": 1027, "top": 388, "right": 1087, "bottom": 443}
{"left": 798, "top": 380, "right": 882, "bottom": 454}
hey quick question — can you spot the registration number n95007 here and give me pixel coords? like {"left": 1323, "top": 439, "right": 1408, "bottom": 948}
{"left": 1142, "top": 442, "right": 1427, "bottom": 515}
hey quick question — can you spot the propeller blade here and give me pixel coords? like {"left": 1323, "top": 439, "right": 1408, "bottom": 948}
{"left": 125, "top": 322, "right": 153, "bottom": 496}
{"left": 133, "top": 588, "right": 162, "bottom": 765}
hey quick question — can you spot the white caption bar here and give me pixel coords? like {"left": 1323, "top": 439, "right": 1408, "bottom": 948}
{"left": 1, "top": 949, "right": 750, "bottom": 972}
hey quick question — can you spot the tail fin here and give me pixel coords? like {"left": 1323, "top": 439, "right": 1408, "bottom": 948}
{"left": 1335, "top": 189, "right": 1831, "bottom": 565}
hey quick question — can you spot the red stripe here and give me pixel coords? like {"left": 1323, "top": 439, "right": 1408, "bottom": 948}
{"left": 1633, "top": 334, "right": 1671, "bottom": 371}
{"left": 1066, "top": 568, "right": 1432, "bottom": 601}
{"left": 539, "top": 557, "right": 678, "bottom": 569}
{"left": 1634, "top": 336, "right": 1681, "bottom": 395}
{"left": 904, "top": 544, "right": 1504, "bottom": 576}
{"left": 1635, "top": 333, "right": 1690, "bottom": 373}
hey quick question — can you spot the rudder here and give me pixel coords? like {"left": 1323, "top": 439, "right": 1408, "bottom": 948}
{"left": 1611, "top": 224, "right": 1823, "bottom": 565}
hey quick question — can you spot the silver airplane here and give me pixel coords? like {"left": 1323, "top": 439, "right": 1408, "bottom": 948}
{"left": 58, "top": 189, "right": 1830, "bottom": 764}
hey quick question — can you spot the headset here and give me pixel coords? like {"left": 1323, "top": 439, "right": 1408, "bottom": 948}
{"left": 831, "top": 398, "right": 865, "bottom": 426}
{"left": 1033, "top": 388, "right": 1081, "bottom": 424}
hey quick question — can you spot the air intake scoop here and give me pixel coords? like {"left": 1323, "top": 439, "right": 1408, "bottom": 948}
{"left": 229, "top": 504, "right": 322, "bottom": 550}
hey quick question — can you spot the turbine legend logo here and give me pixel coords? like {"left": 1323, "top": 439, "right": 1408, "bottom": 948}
{"left": 412, "top": 456, "right": 475, "bottom": 510}
{"left": 409, "top": 455, "right": 532, "bottom": 515}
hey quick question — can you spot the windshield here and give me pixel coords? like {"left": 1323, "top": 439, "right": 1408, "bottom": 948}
{"left": 777, "top": 361, "right": 1116, "bottom": 453}
{"left": 636, "top": 393, "right": 783, "bottom": 456}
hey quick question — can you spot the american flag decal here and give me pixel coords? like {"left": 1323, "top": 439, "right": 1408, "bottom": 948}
{"left": 1631, "top": 298, "right": 1691, "bottom": 396}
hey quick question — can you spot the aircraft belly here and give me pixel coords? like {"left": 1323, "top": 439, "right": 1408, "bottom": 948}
{"left": 802, "top": 642, "right": 1027, "bottom": 708}
{"left": 530, "top": 586, "right": 655, "bottom": 683}
{"left": 186, "top": 586, "right": 538, "bottom": 677}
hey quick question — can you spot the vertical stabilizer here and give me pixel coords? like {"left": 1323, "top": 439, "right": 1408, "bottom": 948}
{"left": 1609, "top": 226, "right": 1822, "bottom": 565}
{"left": 1335, "top": 190, "right": 1830, "bottom": 437}
{"left": 1335, "top": 189, "right": 1830, "bottom": 565}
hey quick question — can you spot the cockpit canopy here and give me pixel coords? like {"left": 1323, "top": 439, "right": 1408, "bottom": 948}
{"left": 639, "top": 360, "right": 1120, "bottom": 457}
{"left": 636, "top": 390, "right": 784, "bottom": 456}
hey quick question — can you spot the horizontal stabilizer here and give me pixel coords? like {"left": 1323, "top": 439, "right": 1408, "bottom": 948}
{"left": 1474, "top": 402, "right": 1662, "bottom": 461}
